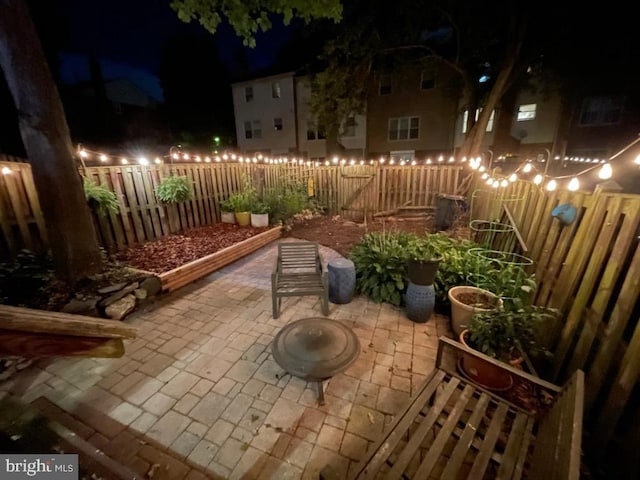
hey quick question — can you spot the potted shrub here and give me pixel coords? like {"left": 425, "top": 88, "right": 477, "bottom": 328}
{"left": 459, "top": 304, "right": 557, "bottom": 390}
{"left": 448, "top": 285, "right": 502, "bottom": 337}
{"left": 250, "top": 201, "right": 270, "bottom": 227}
{"left": 219, "top": 198, "right": 236, "bottom": 224}
{"left": 83, "top": 177, "right": 119, "bottom": 217}
{"left": 406, "top": 237, "right": 442, "bottom": 286}
{"left": 227, "top": 191, "right": 253, "bottom": 226}
{"left": 156, "top": 176, "right": 192, "bottom": 203}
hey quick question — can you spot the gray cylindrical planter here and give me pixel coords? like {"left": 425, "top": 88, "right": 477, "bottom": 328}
{"left": 328, "top": 258, "right": 356, "bottom": 304}
{"left": 406, "top": 282, "right": 436, "bottom": 323}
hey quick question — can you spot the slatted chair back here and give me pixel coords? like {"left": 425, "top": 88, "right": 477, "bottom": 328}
{"left": 528, "top": 369, "right": 584, "bottom": 480}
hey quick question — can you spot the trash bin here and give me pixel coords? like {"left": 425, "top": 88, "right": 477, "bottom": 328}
{"left": 435, "top": 194, "right": 467, "bottom": 231}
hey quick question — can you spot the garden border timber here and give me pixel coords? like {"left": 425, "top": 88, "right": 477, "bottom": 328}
{"left": 158, "top": 225, "right": 282, "bottom": 292}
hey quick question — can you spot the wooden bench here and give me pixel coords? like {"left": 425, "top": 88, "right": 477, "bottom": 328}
{"left": 271, "top": 242, "right": 329, "bottom": 318}
{"left": 349, "top": 337, "right": 584, "bottom": 480}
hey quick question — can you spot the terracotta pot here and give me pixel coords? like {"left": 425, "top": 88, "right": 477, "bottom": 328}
{"left": 235, "top": 211, "right": 251, "bottom": 226}
{"left": 448, "top": 286, "right": 502, "bottom": 337}
{"left": 407, "top": 257, "right": 441, "bottom": 286}
{"left": 459, "top": 329, "right": 518, "bottom": 391}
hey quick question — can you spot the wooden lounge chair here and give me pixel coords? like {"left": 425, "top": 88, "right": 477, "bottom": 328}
{"left": 271, "top": 242, "right": 329, "bottom": 318}
{"left": 349, "top": 336, "right": 584, "bottom": 480}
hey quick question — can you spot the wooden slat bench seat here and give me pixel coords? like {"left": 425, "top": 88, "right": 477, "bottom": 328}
{"left": 271, "top": 242, "right": 329, "bottom": 318}
{"left": 349, "top": 337, "right": 584, "bottom": 480}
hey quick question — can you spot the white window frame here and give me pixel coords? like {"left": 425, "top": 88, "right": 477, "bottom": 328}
{"left": 272, "top": 81, "right": 281, "bottom": 99}
{"left": 517, "top": 103, "right": 537, "bottom": 121}
{"left": 462, "top": 108, "right": 495, "bottom": 133}
{"left": 244, "top": 86, "right": 253, "bottom": 102}
{"left": 342, "top": 117, "right": 356, "bottom": 137}
{"left": 244, "top": 119, "right": 261, "bottom": 139}
{"left": 388, "top": 116, "right": 420, "bottom": 141}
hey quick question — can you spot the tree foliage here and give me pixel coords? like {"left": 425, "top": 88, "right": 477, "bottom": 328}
{"left": 170, "top": 0, "right": 343, "bottom": 47}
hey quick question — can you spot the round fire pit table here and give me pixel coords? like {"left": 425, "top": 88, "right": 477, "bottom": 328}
{"left": 271, "top": 317, "right": 360, "bottom": 405}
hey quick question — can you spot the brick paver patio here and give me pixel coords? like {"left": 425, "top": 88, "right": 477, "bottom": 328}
{"left": 0, "top": 238, "right": 452, "bottom": 479}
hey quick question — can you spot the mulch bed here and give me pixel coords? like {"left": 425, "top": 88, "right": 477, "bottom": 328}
{"left": 115, "top": 223, "right": 271, "bottom": 273}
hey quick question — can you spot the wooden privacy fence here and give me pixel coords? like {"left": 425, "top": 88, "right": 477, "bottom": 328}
{"left": 0, "top": 159, "right": 464, "bottom": 256}
{"left": 482, "top": 179, "right": 640, "bottom": 477}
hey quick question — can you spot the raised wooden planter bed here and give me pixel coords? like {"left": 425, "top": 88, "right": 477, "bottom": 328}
{"left": 158, "top": 226, "right": 282, "bottom": 292}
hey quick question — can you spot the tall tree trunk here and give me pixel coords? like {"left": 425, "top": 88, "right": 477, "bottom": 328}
{"left": 0, "top": 0, "right": 102, "bottom": 280}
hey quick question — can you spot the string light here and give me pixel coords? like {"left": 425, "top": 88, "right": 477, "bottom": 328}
{"left": 138, "top": 157, "right": 149, "bottom": 166}
{"left": 568, "top": 177, "right": 580, "bottom": 191}
{"left": 154, "top": 157, "right": 162, "bottom": 164}
{"left": 100, "top": 154, "right": 108, "bottom": 162}
{"left": 523, "top": 163, "right": 532, "bottom": 173}
{"left": 121, "top": 157, "right": 128, "bottom": 165}
{"left": 598, "top": 163, "right": 612, "bottom": 179}
{"left": 635, "top": 154, "right": 640, "bottom": 165}
{"left": 546, "top": 179, "right": 557, "bottom": 191}
{"left": 1, "top": 166, "right": 12, "bottom": 175}
{"left": 509, "top": 173, "right": 518, "bottom": 182}
{"left": 533, "top": 174, "right": 543, "bottom": 185}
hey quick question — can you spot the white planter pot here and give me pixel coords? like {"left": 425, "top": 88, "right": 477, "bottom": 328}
{"left": 448, "top": 286, "right": 502, "bottom": 336}
{"left": 221, "top": 211, "right": 236, "bottom": 224}
{"left": 251, "top": 213, "right": 269, "bottom": 227}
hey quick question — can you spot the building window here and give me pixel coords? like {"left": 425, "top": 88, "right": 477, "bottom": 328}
{"left": 274, "top": 117, "right": 283, "bottom": 131}
{"left": 420, "top": 69, "right": 435, "bottom": 90}
{"left": 379, "top": 75, "right": 392, "bottom": 95}
{"left": 389, "top": 117, "right": 419, "bottom": 140}
{"left": 580, "top": 96, "right": 624, "bottom": 125}
{"left": 342, "top": 117, "right": 356, "bottom": 137}
{"left": 244, "top": 120, "right": 261, "bottom": 139}
{"left": 272, "top": 81, "right": 281, "bottom": 99}
{"left": 306, "top": 119, "right": 326, "bottom": 140}
{"left": 245, "top": 86, "right": 253, "bottom": 102}
{"left": 462, "top": 109, "right": 495, "bottom": 133}
{"left": 517, "top": 103, "right": 537, "bottom": 121}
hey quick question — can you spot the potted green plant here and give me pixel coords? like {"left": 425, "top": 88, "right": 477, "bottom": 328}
{"left": 459, "top": 304, "right": 557, "bottom": 390}
{"left": 219, "top": 198, "right": 236, "bottom": 224}
{"left": 227, "top": 191, "right": 254, "bottom": 226}
{"left": 250, "top": 201, "right": 270, "bottom": 227}
{"left": 406, "top": 237, "right": 442, "bottom": 286}
{"left": 83, "top": 177, "right": 119, "bottom": 217}
{"left": 448, "top": 285, "right": 503, "bottom": 336}
{"left": 156, "top": 176, "right": 192, "bottom": 203}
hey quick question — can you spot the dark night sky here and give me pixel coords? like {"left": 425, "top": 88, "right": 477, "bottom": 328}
{"left": 53, "top": 0, "right": 296, "bottom": 100}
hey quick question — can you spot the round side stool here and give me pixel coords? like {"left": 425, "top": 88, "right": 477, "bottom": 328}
{"left": 405, "top": 281, "right": 435, "bottom": 323}
{"left": 328, "top": 258, "right": 356, "bottom": 304}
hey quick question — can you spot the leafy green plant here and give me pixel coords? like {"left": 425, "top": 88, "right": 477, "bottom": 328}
{"left": 466, "top": 303, "right": 558, "bottom": 362}
{"left": 227, "top": 191, "right": 254, "bottom": 212}
{"left": 220, "top": 198, "right": 234, "bottom": 212}
{"left": 83, "top": 177, "right": 119, "bottom": 217}
{"left": 156, "top": 176, "right": 192, "bottom": 203}
{"left": 251, "top": 201, "right": 270, "bottom": 214}
{"left": 407, "top": 236, "right": 440, "bottom": 261}
{"left": 0, "top": 250, "right": 56, "bottom": 307}
{"left": 348, "top": 231, "right": 415, "bottom": 306}
{"left": 263, "top": 184, "right": 315, "bottom": 225}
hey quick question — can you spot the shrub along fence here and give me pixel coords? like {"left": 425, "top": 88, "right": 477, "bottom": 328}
{"left": 485, "top": 179, "right": 640, "bottom": 478}
{"left": 0, "top": 157, "right": 464, "bottom": 256}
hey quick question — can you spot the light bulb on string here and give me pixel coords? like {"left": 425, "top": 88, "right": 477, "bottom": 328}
{"left": 172, "top": 153, "right": 179, "bottom": 160}
{"left": 568, "top": 177, "right": 580, "bottom": 191}
{"left": 79, "top": 150, "right": 88, "bottom": 158}
{"left": 481, "top": 173, "right": 489, "bottom": 179}
{"left": 154, "top": 157, "right": 162, "bottom": 164}
{"left": 478, "top": 166, "right": 486, "bottom": 172}
{"left": 182, "top": 154, "right": 189, "bottom": 160}
{"left": 138, "top": 157, "right": 149, "bottom": 166}
{"left": 448, "top": 156, "right": 455, "bottom": 163}
{"left": 492, "top": 180, "right": 499, "bottom": 188}
{"left": 2, "top": 166, "right": 12, "bottom": 175}
{"left": 546, "top": 179, "right": 557, "bottom": 191}
{"left": 500, "top": 179, "right": 508, "bottom": 187}
{"left": 100, "top": 155, "right": 108, "bottom": 162}
{"left": 523, "top": 163, "right": 532, "bottom": 173}
{"left": 486, "top": 177, "right": 493, "bottom": 185}
{"left": 509, "top": 173, "right": 517, "bottom": 182}
{"left": 598, "top": 163, "right": 612, "bottom": 179}
{"left": 533, "top": 174, "right": 543, "bottom": 185}
{"left": 121, "top": 157, "right": 128, "bottom": 165}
